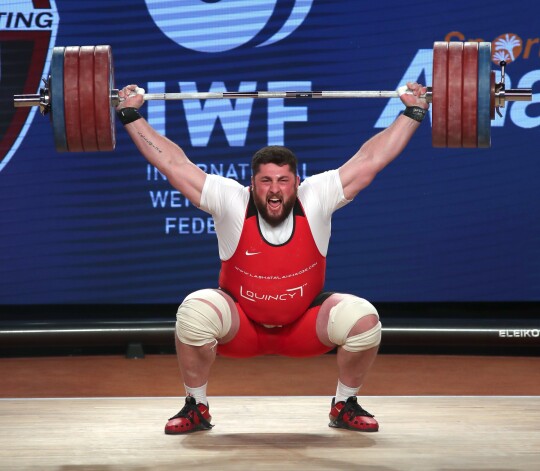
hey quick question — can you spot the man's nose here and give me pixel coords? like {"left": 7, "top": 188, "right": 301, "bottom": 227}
{"left": 269, "top": 180, "right": 280, "bottom": 193}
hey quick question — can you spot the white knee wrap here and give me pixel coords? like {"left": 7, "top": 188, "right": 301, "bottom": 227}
{"left": 176, "top": 289, "right": 232, "bottom": 347}
{"left": 327, "top": 297, "right": 381, "bottom": 352}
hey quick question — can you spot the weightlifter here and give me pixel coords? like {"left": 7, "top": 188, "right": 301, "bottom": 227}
{"left": 116, "top": 81, "right": 429, "bottom": 433}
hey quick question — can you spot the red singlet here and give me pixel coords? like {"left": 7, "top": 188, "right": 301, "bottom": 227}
{"left": 219, "top": 192, "right": 326, "bottom": 326}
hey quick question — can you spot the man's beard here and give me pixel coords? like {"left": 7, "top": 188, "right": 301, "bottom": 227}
{"left": 252, "top": 188, "right": 297, "bottom": 228}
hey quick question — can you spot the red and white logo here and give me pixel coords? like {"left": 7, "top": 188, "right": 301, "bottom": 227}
{"left": 0, "top": 0, "right": 59, "bottom": 173}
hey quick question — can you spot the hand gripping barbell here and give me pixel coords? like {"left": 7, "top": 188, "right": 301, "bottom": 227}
{"left": 13, "top": 41, "right": 532, "bottom": 152}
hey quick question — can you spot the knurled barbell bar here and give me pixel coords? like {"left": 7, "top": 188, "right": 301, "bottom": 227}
{"left": 13, "top": 41, "right": 532, "bottom": 152}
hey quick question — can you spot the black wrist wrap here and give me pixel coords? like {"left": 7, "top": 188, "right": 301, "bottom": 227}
{"left": 116, "top": 107, "right": 142, "bottom": 126}
{"left": 403, "top": 106, "right": 427, "bottom": 123}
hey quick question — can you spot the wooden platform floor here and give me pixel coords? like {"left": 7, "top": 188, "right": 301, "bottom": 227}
{"left": 1, "top": 396, "right": 539, "bottom": 471}
{"left": 3, "top": 354, "right": 540, "bottom": 397}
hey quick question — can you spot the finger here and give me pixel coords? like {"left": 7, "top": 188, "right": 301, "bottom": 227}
{"left": 131, "top": 87, "right": 145, "bottom": 97}
{"left": 397, "top": 85, "right": 410, "bottom": 97}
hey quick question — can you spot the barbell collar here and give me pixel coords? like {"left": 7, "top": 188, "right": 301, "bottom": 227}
{"left": 110, "top": 89, "right": 120, "bottom": 109}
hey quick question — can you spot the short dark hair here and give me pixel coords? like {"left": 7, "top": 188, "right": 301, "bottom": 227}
{"left": 251, "top": 146, "right": 298, "bottom": 176}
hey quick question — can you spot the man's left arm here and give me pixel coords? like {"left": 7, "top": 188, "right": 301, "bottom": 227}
{"left": 338, "top": 82, "right": 429, "bottom": 200}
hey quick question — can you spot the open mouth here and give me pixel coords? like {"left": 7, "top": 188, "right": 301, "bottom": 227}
{"left": 267, "top": 197, "right": 282, "bottom": 210}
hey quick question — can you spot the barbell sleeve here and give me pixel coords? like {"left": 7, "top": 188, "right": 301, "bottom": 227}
{"left": 13, "top": 94, "right": 42, "bottom": 107}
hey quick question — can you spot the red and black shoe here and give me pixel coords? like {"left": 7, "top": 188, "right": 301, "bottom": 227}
{"left": 329, "top": 396, "right": 379, "bottom": 432}
{"left": 164, "top": 396, "right": 213, "bottom": 435}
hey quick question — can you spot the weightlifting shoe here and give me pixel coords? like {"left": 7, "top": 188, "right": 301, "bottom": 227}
{"left": 165, "top": 396, "right": 213, "bottom": 434}
{"left": 329, "top": 396, "right": 379, "bottom": 432}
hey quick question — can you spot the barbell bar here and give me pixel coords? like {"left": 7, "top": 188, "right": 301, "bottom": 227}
{"left": 13, "top": 41, "right": 532, "bottom": 152}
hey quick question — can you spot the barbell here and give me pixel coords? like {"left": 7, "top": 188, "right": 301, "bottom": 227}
{"left": 13, "top": 41, "right": 532, "bottom": 152}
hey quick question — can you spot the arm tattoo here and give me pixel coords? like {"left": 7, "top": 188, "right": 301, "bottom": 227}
{"left": 137, "top": 131, "right": 163, "bottom": 153}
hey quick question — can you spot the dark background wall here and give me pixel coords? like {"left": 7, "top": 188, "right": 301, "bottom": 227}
{"left": 1, "top": 0, "right": 538, "bottom": 353}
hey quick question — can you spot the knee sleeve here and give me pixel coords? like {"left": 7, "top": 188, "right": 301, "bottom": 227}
{"left": 176, "top": 289, "right": 232, "bottom": 347}
{"left": 327, "top": 297, "right": 381, "bottom": 352}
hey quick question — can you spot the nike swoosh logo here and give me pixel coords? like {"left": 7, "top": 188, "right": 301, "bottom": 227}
{"left": 245, "top": 250, "right": 262, "bottom": 256}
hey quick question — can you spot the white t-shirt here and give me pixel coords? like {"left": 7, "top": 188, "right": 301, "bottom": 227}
{"left": 199, "top": 169, "right": 351, "bottom": 260}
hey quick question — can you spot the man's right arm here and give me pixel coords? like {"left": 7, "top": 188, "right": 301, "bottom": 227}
{"left": 117, "top": 85, "right": 207, "bottom": 207}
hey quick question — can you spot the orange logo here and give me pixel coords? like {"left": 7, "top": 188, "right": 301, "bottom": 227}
{"left": 492, "top": 33, "right": 524, "bottom": 64}
{"left": 443, "top": 32, "right": 539, "bottom": 63}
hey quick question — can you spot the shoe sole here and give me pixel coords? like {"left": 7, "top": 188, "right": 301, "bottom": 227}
{"left": 328, "top": 419, "right": 379, "bottom": 432}
{"left": 164, "top": 423, "right": 213, "bottom": 435}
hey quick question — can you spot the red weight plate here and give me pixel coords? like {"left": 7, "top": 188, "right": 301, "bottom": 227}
{"left": 63, "top": 46, "right": 84, "bottom": 152}
{"left": 432, "top": 42, "right": 449, "bottom": 147}
{"left": 94, "top": 45, "right": 116, "bottom": 151}
{"left": 447, "top": 42, "right": 464, "bottom": 147}
{"left": 79, "top": 46, "right": 99, "bottom": 152}
{"left": 462, "top": 42, "right": 478, "bottom": 148}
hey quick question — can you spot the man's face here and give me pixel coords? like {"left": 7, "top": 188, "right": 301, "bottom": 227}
{"left": 252, "top": 163, "right": 300, "bottom": 227}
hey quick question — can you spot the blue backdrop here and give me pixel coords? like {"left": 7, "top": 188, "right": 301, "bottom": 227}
{"left": 1, "top": 0, "right": 539, "bottom": 306}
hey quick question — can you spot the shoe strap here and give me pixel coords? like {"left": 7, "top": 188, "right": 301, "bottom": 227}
{"left": 337, "top": 397, "right": 375, "bottom": 421}
{"left": 169, "top": 396, "right": 214, "bottom": 428}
